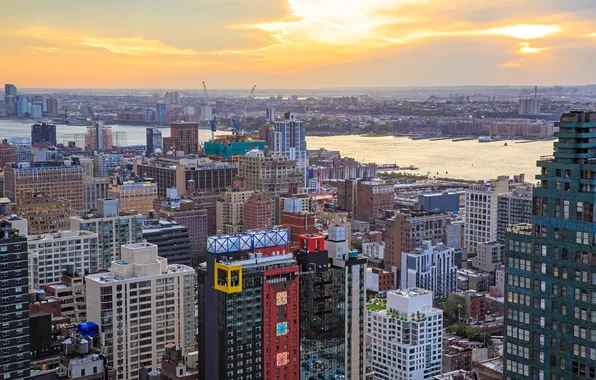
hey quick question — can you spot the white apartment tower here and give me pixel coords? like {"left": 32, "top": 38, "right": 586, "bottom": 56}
{"left": 464, "top": 176, "right": 509, "bottom": 256}
{"left": 27, "top": 230, "right": 99, "bottom": 290}
{"left": 273, "top": 112, "right": 308, "bottom": 189}
{"left": 85, "top": 243, "right": 195, "bottom": 380}
{"left": 400, "top": 241, "right": 457, "bottom": 300}
{"left": 367, "top": 288, "right": 443, "bottom": 380}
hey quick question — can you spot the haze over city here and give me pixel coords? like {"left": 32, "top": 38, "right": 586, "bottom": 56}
{"left": 2, "top": 0, "right": 596, "bottom": 88}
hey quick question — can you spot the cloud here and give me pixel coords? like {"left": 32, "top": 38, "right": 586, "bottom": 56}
{"left": 476, "top": 24, "right": 561, "bottom": 40}
{"left": 586, "top": 32, "right": 596, "bottom": 37}
{"left": 80, "top": 37, "right": 198, "bottom": 55}
{"left": 36, "top": 47, "right": 58, "bottom": 53}
{"left": 518, "top": 42, "right": 548, "bottom": 54}
{"left": 500, "top": 60, "right": 522, "bottom": 68}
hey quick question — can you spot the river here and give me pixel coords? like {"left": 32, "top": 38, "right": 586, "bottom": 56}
{"left": 0, "top": 120, "right": 553, "bottom": 181}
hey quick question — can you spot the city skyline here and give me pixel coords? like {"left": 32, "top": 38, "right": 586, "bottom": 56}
{"left": 2, "top": 1, "right": 596, "bottom": 88}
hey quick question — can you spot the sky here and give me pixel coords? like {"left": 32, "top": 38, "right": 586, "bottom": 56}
{"left": 2, "top": 0, "right": 596, "bottom": 89}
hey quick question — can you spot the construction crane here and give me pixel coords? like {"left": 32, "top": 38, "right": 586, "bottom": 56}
{"left": 210, "top": 116, "right": 217, "bottom": 142}
{"left": 232, "top": 85, "right": 256, "bottom": 142}
{"left": 202, "top": 81, "right": 209, "bottom": 106}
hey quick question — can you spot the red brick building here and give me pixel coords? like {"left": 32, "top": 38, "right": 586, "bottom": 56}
{"left": 244, "top": 193, "right": 274, "bottom": 230}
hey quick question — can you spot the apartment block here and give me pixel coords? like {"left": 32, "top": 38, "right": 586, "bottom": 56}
{"left": 109, "top": 180, "right": 158, "bottom": 215}
{"left": 13, "top": 193, "right": 75, "bottom": 235}
{"left": 84, "top": 177, "right": 111, "bottom": 213}
{"left": 243, "top": 193, "right": 274, "bottom": 231}
{"left": 215, "top": 189, "right": 254, "bottom": 234}
{"left": 162, "top": 122, "right": 199, "bottom": 155}
{"left": 237, "top": 149, "right": 303, "bottom": 197}
{"left": 367, "top": 288, "right": 443, "bottom": 380}
{"left": 496, "top": 186, "right": 532, "bottom": 241}
{"left": 85, "top": 243, "right": 195, "bottom": 380}
{"left": 27, "top": 230, "right": 99, "bottom": 290}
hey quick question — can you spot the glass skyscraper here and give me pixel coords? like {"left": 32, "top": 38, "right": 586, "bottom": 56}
{"left": 504, "top": 111, "right": 596, "bottom": 380}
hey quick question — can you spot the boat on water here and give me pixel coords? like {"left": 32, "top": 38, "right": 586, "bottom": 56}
{"left": 478, "top": 136, "right": 492, "bottom": 143}
{"left": 504, "top": 142, "right": 508, "bottom": 146}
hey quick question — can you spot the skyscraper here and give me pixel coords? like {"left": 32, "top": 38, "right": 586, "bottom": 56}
{"left": 497, "top": 186, "right": 533, "bottom": 241}
{"left": 273, "top": 112, "right": 308, "bottom": 188}
{"left": 0, "top": 220, "right": 30, "bottom": 379}
{"left": 156, "top": 101, "right": 167, "bottom": 123}
{"left": 504, "top": 111, "right": 596, "bottom": 380}
{"left": 146, "top": 127, "right": 163, "bottom": 155}
{"left": 31, "top": 122, "right": 57, "bottom": 146}
{"left": 4, "top": 84, "right": 17, "bottom": 115}
{"left": 16, "top": 94, "right": 29, "bottom": 118}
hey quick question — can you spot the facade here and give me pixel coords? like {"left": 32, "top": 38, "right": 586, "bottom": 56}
{"left": 504, "top": 111, "right": 596, "bottom": 380}
{"left": 153, "top": 194, "right": 208, "bottom": 265}
{"left": 472, "top": 240, "right": 505, "bottom": 273}
{"left": 108, "top": 180, "right": 158, "bottom": 215}
{"left": 27, "top": 230, "right": 99, "bottom": 290}
{"left": 93, "top": 154, "right": 124, "bottom": 177}
{"left": 354, "top": 180, "right": 394, "bottom": 221}
{"left": 31, "top": 122, "right": 57, "bottom": 146}
{"left": 457, "top": 269, "right": 491, "bottom": 292}
{"left": 156, "top": 101, "right": 167, "bottom": 123}
{"left": 418, "top": 191, "right": 462, "bottom": 213}
{"left": 382, "top": 211, "right": 451, "bottom": 281}
{"left": 464, "top": 176, "right": 510, "bottom": 256}
{"left": 134, "top": 157, "right": 237, "bottom": 198}
{"left": 272, "top": 112, "right": 308, "bottom": 188}
{"left": 215, "top": 189, "right": 254, "bottom": 234}
{"left": 3, "top": 161, "right": 85, "bottom": 212}
{"left": 401, "top": 241, "right": 458, "bottom": 300}
{"left": 163, "top": 122, "right": 199, "bottom": 155}
{"left": 442, "top": 346, "right": 473, "bottom": 373}
{"left": 13, "top": 193, "right": 75, "bottom": 235}
{"left": 16, "top": 94, "right": 29, "bottom": 117}
{"left": 0, "top": 220, "right": 30, "bottom": 379}
{"left": 496, "top": 186, "right": 533, "bottom": 241}
{"left": 145, "top": 127, "right": 163, "bottom": 155}
{"left": 365, "top": 267, "right": 395, "bottom": 293}
{"left": 85, "top": 121, "right": 113, "bottom": 152}
{"left": 237, "top": 149, "right": 303, "bottom": 197}
{"left": 310, "top": 157, "right": 378, "bottom": 181}
{"left": 244, "top": 193, "right": 274, "bottom": 230}
{"left": 4, "top": 83, "right": 17, "bottom": 114}
{"left": 197, "top": 228, "right": 297, "bottom": 380}
{"left": 69, "top": 198, "right": 144, "bottom": 270}
{"left": 142, "top": 219, "right": 192, "bottom": 266}
{"left": 84, "top": 177, "right": 111, "bottom": 212}
{"left": 367, "top": 288, "right": 443, "bottom": 380}
{"left": 518, "top": 97, "right": 540, "bottom": 115}
{"left": 43, "top": 269, "right": 87, "bottom": 323}
{"left": 0, "top": 139, "right": 18, "bottom": 168}
{"left": 86, "top": 243, "right": 195, "bottom": 380}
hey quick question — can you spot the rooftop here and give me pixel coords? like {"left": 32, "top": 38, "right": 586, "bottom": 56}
{"left": 479, "top": 358, "right": 503, "bottom": 373}
{"left": 389, "top": 287, "right": 432, "bottom": 299}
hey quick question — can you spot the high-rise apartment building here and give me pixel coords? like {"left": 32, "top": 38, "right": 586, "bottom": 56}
{"left": 273, "top": 112, "right": 308, "bottom": 187}
{"left": 400, "top": 241, "right": 458, "bottom": 300}
{"left": 108, "top": 180, "right": 157, "bottom": 215}
{"left": 3, "top": 160, "right": 84, "bottom": 212}
{"left": 27, "top": 230, "right": 99, "bottom": 290}
{"left": 381, "top": 211, "right": 451, "bottom": 280}
{"left": 497, "top": 186, "right": 533, "bottom": 241}
{"left": 93, "top": 153, "right": 124, "bottom": 177}
{"left": 31, "top": 122, "right": 57, "bottom": 146}
{"left": 305, "top": 228, "right": 367, "bottom": 379}
{"left": 69, "top": 198, "right": 144, "bottom": 270}
{"left": 85, "top": 121, "right": 113, "bottom": 152}
{"left": 142, "top": 219, "right": 192, "bottom": 266}
{"left": 16, "top": 94, "right": 29, "bottom": 118}
{"left": 163, "top": 122, "right": 199, "bottom": 155}
{"left": 146, "top": 127, "right": 163, "bottom": 155}
{"left": 0, "top": 139, "right": 18, "bottom": 168}
{"left": 134, "top": 157, "right": 237, "bottom": 198}
{"left": 244, "top": 193, "right": 274, "bottom": 230}
{"left": 504, "top": 111, "right": 596, "bottom": 380}
{"left": 216, "top": 189, "right": 254, "bottom": 234}
{"left": 237, "top": 149, "right": 303, "bottom": 197}
{"left": 13, "top": 193, "right": 75, "bottom": 235}
{"left": 472, "top": 240, "right": 505, "bottom": 273}
{"left": 84, "top": 177, "right": 111, "bottom": 212}
{"left": 464, "top": 176, "right": 510, "bottom": 256}
{"left": 153, "top": 191, "right": 208, "bottom": 265}
{"left": 367, "top": 288, "right": 443, "bottom": 380}
{"left": 354, "top": 180, "right": 394, "bottom": 221}
{"left": 86, "top": 242, "right": 195, "bottom": 380}
{"left": 0, "top": 220, "right": 30, "bottom": 379}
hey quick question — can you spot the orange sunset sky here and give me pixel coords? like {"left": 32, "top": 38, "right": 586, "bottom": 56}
{"left": 1, "top": 0, "right": 596, "bottom": 88}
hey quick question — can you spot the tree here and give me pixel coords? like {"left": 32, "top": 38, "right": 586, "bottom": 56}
{"left": 351, "top": 239, "right": 363, "bottom": 253}
{"left": 443, "top": 294, "right": 467, "bottom": 323}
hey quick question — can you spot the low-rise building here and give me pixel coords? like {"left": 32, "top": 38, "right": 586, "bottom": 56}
{"left": 442, "top": 346, "right": 473, "bottom": 372}
{"left": 365, "top": 267, "right": 395, "bottom": 293}
{"left": 457, "top": 269, "right": 491, "bottom": 292}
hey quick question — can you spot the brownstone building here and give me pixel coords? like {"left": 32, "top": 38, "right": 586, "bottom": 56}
{"left": 0, "top": 139, "right": 17, "bottom": 168}
{"left": 355, "top": 180, "right": 394, "bottom": 221}
{"left": 163, "top": 121, "right": 200, "bottom": 155}
{"left": 244, "top": 193, "right": 273, "bottom": 230}
{"left": 282, "top": 211, "right": 316, "bottom": 249}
